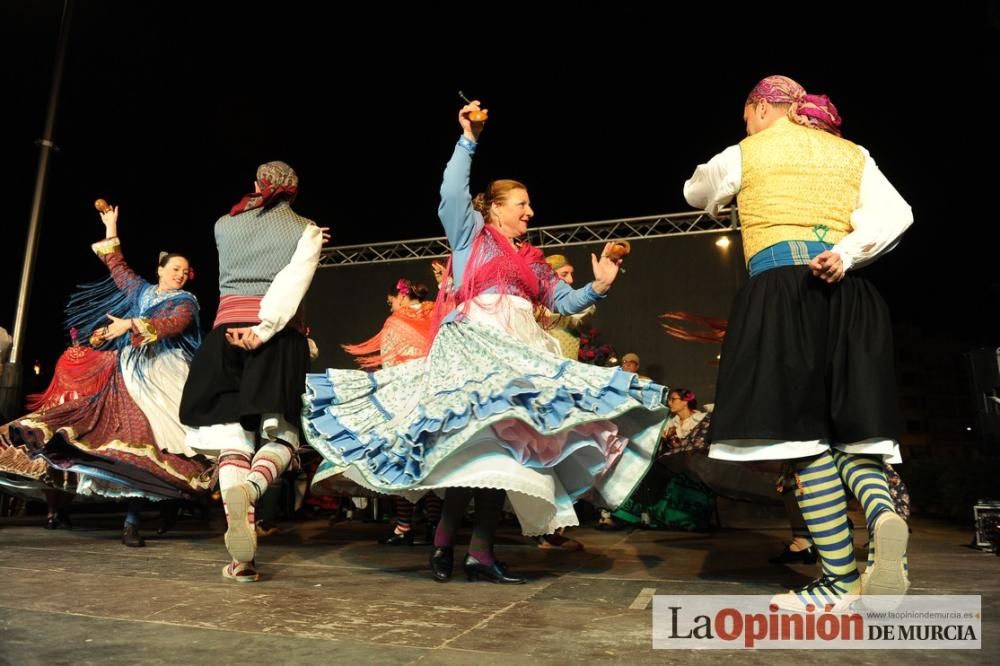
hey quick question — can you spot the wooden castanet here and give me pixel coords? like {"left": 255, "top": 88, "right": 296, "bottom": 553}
{"left": 606, "top": 240, "right": 631, "bottom": 261}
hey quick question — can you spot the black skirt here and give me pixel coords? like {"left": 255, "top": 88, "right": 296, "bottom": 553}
{"left": 180, "top": 323, "right": 309, "bottom": 432}
{"left": 709, "top": 266, "right": 900, "bottom": 444}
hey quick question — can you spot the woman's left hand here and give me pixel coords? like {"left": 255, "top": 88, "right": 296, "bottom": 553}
{"left": 590, "top": 242, "right": 623, "bottom": 294}
{"left": 808, "top": 250, "right": 845, "bottom": 284}
{"left": 225, "top": 326, "right": 263, "bottom": 351}
{"left": 102, "top": 313, "right": 133, "bottom": 340}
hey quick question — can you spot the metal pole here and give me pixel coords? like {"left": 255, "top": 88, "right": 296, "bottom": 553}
{"left": 2, "top": 0, "right": 74, "bottom": 418}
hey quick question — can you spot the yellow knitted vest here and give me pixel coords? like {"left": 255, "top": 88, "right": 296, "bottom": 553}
{"left": 738, "top": 117, "right": 865, "bottom": 264}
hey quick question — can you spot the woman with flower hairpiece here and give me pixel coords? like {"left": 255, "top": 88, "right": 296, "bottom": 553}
{"left": 660, "top": 389, "right": 709, "bottom": 454}
{"left": 338, "top": 278, "right": 443, "bottom": 545}
{"left": 303, "top": 100, "right": 668, "bottom": 584}
{"left": 343, "top": 278, "right": 435, "bottom": 370}
{"left": 598, "top": 387, "right": 716, "bottom": 531}
{"left": 0, "top": 203, "right": 212, "bottom": 547}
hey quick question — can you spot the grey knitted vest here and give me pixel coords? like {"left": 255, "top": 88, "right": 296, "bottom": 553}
{"left": 215, "top": 201, "right": 314, "bottom": 296}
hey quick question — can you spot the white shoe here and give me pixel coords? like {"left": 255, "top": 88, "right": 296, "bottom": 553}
{"left": 861, "top": 512, "right": 910, "bottom": 596}
{"left": 223, "top": 484, "right": 257, "bottom": 563}
{"left": 770, "top": 573, "right": 861, "bottom": 613}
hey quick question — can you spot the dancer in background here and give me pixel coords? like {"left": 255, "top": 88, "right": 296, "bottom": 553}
{"left": 342, "top": 278, "right": 442, "bottom": 545}
{"left": 2, "top": 202, "right": 211, "bottom": 546}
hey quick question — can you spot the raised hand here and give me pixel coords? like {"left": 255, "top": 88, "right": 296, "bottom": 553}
{"left": 458, "top": 100, "right": 487, "bottom": 142}
{"left": 590, "top": 242, "right": 624, "bottom": 294}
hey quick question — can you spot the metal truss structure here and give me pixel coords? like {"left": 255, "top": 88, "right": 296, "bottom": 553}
{"left": 318, "top": 208, "right": 738, "bottom": 267}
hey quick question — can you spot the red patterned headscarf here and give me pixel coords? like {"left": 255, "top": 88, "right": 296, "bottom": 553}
{"left": 229, "top": 161, "right": 300, "bottom": 216}
{"left": 745, "top": 75, "right": 806, "bottom": 107}
{"left": 745, "top": 75, "right": 842, "bottom": 134}
{"left": 796, "top": 93, "right": 843, "bottom": 136}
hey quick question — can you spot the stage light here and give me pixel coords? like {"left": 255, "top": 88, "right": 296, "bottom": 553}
{"left": 715, "top": 236, "right": 731, "bottom": 249}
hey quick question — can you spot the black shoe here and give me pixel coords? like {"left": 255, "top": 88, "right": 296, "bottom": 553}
{"left": 595, "top": 517, "right": 627, "bottom": 531}
{"left": 255, "top": 520, "right": 280, "bottom": 537}
{"left": 413, "top": 522, "right": 437, "bottom": 546}
{"left": 768, "top": 544, "right": 818, "bottom": 565}
{"left": 430, "top": 546, "right": 454, "bottom": 582}
{"left": 157, "top": 502, "right": 179, "bottom": 535}
{"left": 380, "top": 529, "right": 414, "bottom": 546}
{"left": 463, "top": 554, "right": 526, "bottom": 584}
{"left": 122, "top": 524, "right": 146, "bottom": 548}
{"left": 45, "top": 511, "right": 72, "bottom": 530}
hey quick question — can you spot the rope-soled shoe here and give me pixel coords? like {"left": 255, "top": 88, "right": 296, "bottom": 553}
{"left": 223, "top": 484, "right": 257, "bottom": 563}
{"left": 861, "top": 512, "right": 910, "bottom": 595}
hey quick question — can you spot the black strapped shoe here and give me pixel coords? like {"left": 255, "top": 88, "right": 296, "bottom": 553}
{"left": 122, "top": 524, "right": 146, "bottom": 548}
{"left": 463, "top": 554, "right": 526, "bottom": 584}
{"left": 430, "top": 546, "right": 454, "bottom": 582}
{"left": 768, "top": 544, "right": 818, "bottom": 565}
{"left": 380, "top": 529, "right": 415, "bottom": 546}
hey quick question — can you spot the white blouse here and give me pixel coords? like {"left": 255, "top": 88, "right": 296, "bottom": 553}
{"left": 666, "top": 410, "right": 708, "bottom": 440}
{"left": 251, "top": 224, "right": 324, "bottom": 343}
